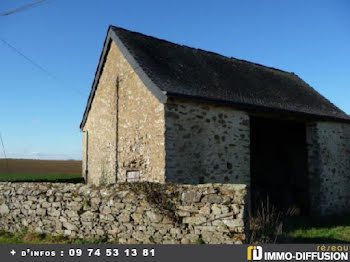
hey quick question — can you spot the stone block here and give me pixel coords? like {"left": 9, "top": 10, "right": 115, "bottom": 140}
{"left": 182, "top": 216, "right": 206, "bottom": 225}
{"left": 63, "top": 222, "right": 78, "bottom": 231}
{"left": 181, "top": 190, "right": 202, "bottom": 203}
{"left": 223, "top": 219, "right": 244, "bottom": 228}
{"left": 201, "top": 194, "right": 222, "bottom": 203}
{"left": 0, "top": 204, "right": 9, "bottom": 215}
{"left": 145, "top": 211, "right": 163, "bottom": 223}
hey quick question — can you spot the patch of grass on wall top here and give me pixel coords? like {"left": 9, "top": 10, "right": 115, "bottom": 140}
{"left": 120, "top": 182, "right": 181, "bottom": 224}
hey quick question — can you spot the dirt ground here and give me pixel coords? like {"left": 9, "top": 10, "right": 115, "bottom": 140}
{"left": 0, "top": 158, "right": 82, "bottom": 175}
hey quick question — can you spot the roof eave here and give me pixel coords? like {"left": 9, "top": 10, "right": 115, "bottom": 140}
{"left": 166, "top": 92, "right": 350, "bottom": 123}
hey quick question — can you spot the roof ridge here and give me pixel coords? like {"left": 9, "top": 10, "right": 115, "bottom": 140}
{"left": 111, "top": 25, "right": 294, "bottom": 76}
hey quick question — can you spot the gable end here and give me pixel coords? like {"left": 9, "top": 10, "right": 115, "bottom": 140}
{"left": 80, "top": 26, "right": 167, "bottom": 130}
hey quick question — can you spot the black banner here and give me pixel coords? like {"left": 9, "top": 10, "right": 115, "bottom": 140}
{"left": 0, "top": 244, "right": 349, "bottom": 262}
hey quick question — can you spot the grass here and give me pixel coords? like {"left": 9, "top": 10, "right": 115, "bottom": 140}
{"left": 195, "top": 237, "right": 205, "bottom": 244}
{"left": 249, "top": 199, "right": 284, "bottom": 244}
{"left": 279, "top": 216, "right": 350, "bottom": 243}
{"left": 249, "top": 198, "right": 350, "bottom": 244}
{"left": 0, "top": 173, "right": 84, "bottom": 183}
{"left": 1, "top": 218, "right": 350, "bottom": 244}
{"left": 0, "top": 231, "right": 116, "bottom": 244}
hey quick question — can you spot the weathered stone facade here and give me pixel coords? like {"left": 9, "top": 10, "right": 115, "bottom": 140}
{"left": 165, "top": 99, "right": 250, "bottom": 184}
{"left": 82, "top": 41, "right": 251, "bottom": 186}
{"left": 307, "top": 122, "right": 350, "bottom": 215}
{"left": 116, "top": 46, "right": 165, "bottom": 183}
{"left": 82, "top": 43, "right": 118, "bottom": 185}
{"left": 0, "top": 182, "right": 248, "bottom": 244}
{"left": 82, "top": 42, "right": 165, "bottom": 185}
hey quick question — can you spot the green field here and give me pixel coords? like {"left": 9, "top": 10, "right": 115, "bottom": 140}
{"left": 280, "top": 216, "right": 350, "bottom": 243}
{"left": 0, "top": 173, "right": 84, "bottom": 183}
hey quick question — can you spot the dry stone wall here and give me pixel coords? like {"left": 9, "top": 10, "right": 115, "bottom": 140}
{"left": 307, "top": 121, "right": 350, "bottom": 215}
{"left": 165, "top": 99, "right": 250, "bottom": 184}
{"left": 0, "top": 182, "right": 248, "bottom": 244}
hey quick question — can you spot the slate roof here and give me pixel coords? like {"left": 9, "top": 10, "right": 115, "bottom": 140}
{"left": 80, "top": 26, "right": 350, "bottom": 129}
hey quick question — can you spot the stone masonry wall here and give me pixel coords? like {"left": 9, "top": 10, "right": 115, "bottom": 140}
{"left": 82, "top": 42, "right": 118, "bottom": 185}
{"left": 0, "top": 182, "right": 248, "bottom": 244}
{"left": 307, "top": 121, "right": 350, "bottom": 215}
{"left": 165, "top": 99, "right": 250, "bottom": 185}
{"left": 83, "top": 41, "right": 165, "bottom": 184}
{"left": 116, "top": 44, "right": 165, "bottom": 183}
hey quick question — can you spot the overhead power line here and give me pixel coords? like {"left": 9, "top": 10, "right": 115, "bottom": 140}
{"left": 0, "top": 0, "right": 52, "bottom": 17}
{"left": 1, "top": 38, "right": 59, "bottom": 81}
{"left": 0, "top": 38, "right": 85, "bottom": 97}
{"left": 0, "top": 132, "right": 8, "bottom": 171}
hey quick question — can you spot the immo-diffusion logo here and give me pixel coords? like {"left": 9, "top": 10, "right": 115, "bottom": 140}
{"left": 247, "top": 246, "right": 263, "bottom": 261}
{"left": 247, "top": 245, "right": 349, "bottom": 261}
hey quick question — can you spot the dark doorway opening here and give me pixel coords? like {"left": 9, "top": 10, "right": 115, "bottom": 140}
{"left": 250, "top": 116, "right": 309, "bottom": 215}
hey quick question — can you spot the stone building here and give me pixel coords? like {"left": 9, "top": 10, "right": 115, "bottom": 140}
{"left": 80, "top": 26, "right": 350, "bottom": 215}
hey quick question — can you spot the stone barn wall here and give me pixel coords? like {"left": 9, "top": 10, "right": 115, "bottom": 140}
{"left": 164, "top": 99, "right": 250, "bottom": 185}
{"left": 82, "top": 41, "right": 166, "bottom": 185}
{"left": 82, "top": 42, "right": 119, "bottom": 185}
{"left": 307, "top": 121, "right": 350, "bottom": 215}
{"left": 116, "top": 43, "right": 165, "bottom": 183}
{"left": 0, "top": 182, "right": 248, "bottom": 244}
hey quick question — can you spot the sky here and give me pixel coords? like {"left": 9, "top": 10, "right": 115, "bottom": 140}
{"left": 0, "top": 0, "right": 349, "bottom": 160}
